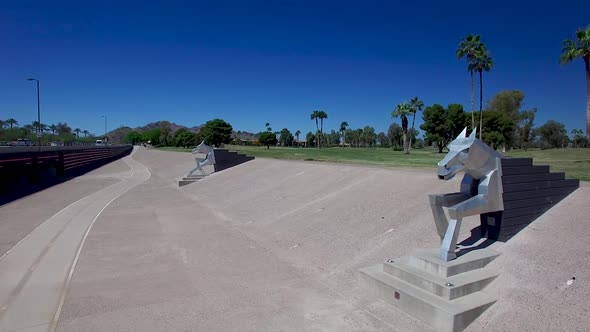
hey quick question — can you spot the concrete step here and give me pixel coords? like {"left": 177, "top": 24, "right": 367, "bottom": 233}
{"left": 359, "top": 264, "right": 496, "bottom": 332}
{"left": 383, "top": 259, "right": 498, "bottom": 300}
{"left": 405, "top": 248, "right": 500, "bottom": 278}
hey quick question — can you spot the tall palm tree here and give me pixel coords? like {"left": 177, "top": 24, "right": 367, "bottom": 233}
{"left": 407, "top": 97, "right": 424, "bottom": 152}
{"left": 49, "top": 124, "right": 57, "bottom": 135}
{"left": 469, "top": 47, "right": 494, "bottom": 138}
{"left": 317, "top": 111, "right": 328, "bottom": 148}
{"left": 83, "top": 129, "right": 90, "bottom": 137}
{"left": 391, "top": 102, "right": 411, "bottom": 154}
{"left": 295, "top": 130, "right": 301, "bottom": 147}
{"left": 339, "top": 121, "right": 348, "bottom": 147}
{"left": 310, "top": 110, "right": 320, "bottom": 148}
{"left": 560, "top": 26, "right": 590, "bottom": 139}
{"left": 74, "top": 128, "right": 81, "bottom": 138}
{"left": 6, "top": 118, "right": 18, "bottom": 129}
{"left": 457, "top": 34, "right": 485, "bottom": 130}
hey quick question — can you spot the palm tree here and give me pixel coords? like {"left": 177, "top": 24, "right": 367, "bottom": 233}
{"left": 391, "top": 102, "right": 411, "bottom": 154}
{"left": 6, "top": 118, "right": 18, "bottom": 129}
{"left": 317, "top": 111, "right": 328, "bottom": 148}
{"left": 0, "top": 120, "right": 6, "bottom": 129}
{"left": 339, "top": 121, "right": 348, "bottom": 147}
{"left": 265, "top": 123, "right": 272, "bottom": 132}
{"left": 560, "top": 26, "right": 590, "bottom": 139}
{"left": 407, "top": 97, "right": 424, "bottom": 152}
{"left": 83, "top": 129, "right": 90, "bottom": 137}
{"left": 295, "top": 130, "right": 301, "bottom": 147}
{"left": 457, "top": 34, "right": 485, "bottom": 130}
{"left": 469, "top": 47, "right": 494, "bottom": 138}
{"left": 310, "top": 110, "right": 320, "bottom": 148}
{"left": 74, "top": 128, "right": 81, "bottom": 138}
{"left": 49, "top": 124, "right": 57, "bottom": 135}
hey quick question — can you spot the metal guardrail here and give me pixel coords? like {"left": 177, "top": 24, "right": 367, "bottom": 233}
{"left": 0, "top": 144, "right": 129, "bottom": 154}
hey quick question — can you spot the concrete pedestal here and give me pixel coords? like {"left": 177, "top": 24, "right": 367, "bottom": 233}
{"left": 359, "top": 248, "right": 500, "bottom": 332}
{"left": 178, "top": 174, "right": 208, "bottom": 187}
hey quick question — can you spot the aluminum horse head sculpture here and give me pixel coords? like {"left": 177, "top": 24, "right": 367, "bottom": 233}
{"left": 430, "top": 128, "right": 504, "bottom": 261}
{"left": 187, "top": 141, "right": 215, "bottom": 176}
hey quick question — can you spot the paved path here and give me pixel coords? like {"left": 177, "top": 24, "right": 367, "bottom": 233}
{"left": 0, "top": 148, "right": 150, "bottom": 332}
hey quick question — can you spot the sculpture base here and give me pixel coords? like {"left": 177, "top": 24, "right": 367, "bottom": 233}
{"left": 178, "top": 174, "right": 208, "bottom": 187}
{"left": 359, "top": 248, "right": 500, "bottom": 332}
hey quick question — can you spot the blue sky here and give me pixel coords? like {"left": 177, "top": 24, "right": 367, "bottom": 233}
{"left": 1, "top": 1, "right": 589, "bottom": 136}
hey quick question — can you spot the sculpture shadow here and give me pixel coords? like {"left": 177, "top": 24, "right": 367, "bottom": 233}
{"left": 456, "top": 226, "right": 496, "bottom": 257}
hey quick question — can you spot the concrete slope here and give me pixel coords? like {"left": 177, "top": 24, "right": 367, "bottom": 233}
{"left": 55, "top": 149, "right": 589, "bottom": 331}
{"left": 0, "top": 147, "right": 150, "bottom": 332}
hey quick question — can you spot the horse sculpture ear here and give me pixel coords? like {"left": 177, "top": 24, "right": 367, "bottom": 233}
{"left": 456, "top": 127, "right": 467, "bottom": 139}
{"left": 469, "top": 128, "right": 477, "bottom": 139}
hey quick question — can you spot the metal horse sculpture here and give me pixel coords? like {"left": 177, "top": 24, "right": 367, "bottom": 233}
{"left": 187, "top": 141, "right": 215, "bottom": 176}
{"left": 429, "top": 128, "right": 504, "bottom": 261}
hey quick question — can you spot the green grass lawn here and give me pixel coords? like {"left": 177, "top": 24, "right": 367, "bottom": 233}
{"left": 159, "top": 145, "right": 590, "bottom": 181}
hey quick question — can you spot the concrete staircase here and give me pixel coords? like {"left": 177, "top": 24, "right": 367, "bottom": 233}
{"left": 213, "top": 149, "right": 255, "bottom": 172}
{"left": 359, "top": 248, "right": 500, "bottom": 332}
{"left": 178, "top": 174, "right": 208, "bottom": 187}
{"left": 481, "top": 157, "right": 579, "bottom": 241}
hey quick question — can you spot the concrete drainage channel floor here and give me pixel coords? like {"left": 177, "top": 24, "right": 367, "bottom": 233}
{"left": 0, "top": 147, "right": 588, "bottom": 331}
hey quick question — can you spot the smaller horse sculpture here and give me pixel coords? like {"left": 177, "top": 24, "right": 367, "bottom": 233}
{"left": 430, "top": 128, "right": 504, "bottom": 261}
{"left": 187, "top": 141, "right": 215, "bottom": 176}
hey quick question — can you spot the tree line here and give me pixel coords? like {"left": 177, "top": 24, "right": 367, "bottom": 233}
{"left": 0, "top": 118, "right": 96, "bottom": 144}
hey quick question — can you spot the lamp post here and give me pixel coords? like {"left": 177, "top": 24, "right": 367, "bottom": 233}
{"left": 27, "top": 78, "right": 41, "bottom": 149}
{"left": 101, "top": 115, "right": 107, "bottom": 142}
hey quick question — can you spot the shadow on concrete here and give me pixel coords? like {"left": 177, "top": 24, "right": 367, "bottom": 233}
{"left": 0, "top": 159, "right": 121, "bottom": 207}
{"left": 456, "top": 226, "right": 497, "bottom": 257}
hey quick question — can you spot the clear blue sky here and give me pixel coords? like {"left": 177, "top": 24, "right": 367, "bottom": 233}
{"left": 1, "top": 1, "right": 589, "bottom": 136}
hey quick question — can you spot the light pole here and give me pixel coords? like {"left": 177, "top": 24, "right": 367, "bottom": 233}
{"left": 27, "top": 78, "right": 41, "bottom": 148}
{"left": 101, "top": 115, "right": 107, "bottom": 142}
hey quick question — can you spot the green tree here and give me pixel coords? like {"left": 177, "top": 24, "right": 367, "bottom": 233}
{"left": 200, "top": 119, "right": 233, "bottom": 147}
{"left": 49, "top": 124, "right": 57, "bottom": 135}
{"left": 125, "top": 131, "right": 143, "bottom": 145}
{"left": 82, "top": 129, "right": 89, "bottom": 137}
{"left": 310, "top": 110, "right": 328, "bottom": 148}
{"left": 339, "top": 121, "right": 348, "bottom": 147}
{"left": 470, "top": 47, "right": 494, "bottom": 138}
{"left": 407, "top": 97, "right": 424, "bottom": 152}
{"left": 480, "top": 111, "right": 515, "bottom": 150}
{"left": 572, "top": 128, "right": 585, "bottom": 148}
{"left": 174, "top": 129, "right": 198, "bottom": 148}
{"left": 142, "top": 128, "right": 161, "bottom": 146}
{"left": 278, "top": 128, "right": 293, "bottom": 146}
{"left": 159, "top": 121, "right": 172, "bottom": 146}
{"left": 294, "top": 130, "right": 301, "bottom": 147}
{"left": 517, "top": 108, "right": 536, "bottom": 150}
{"left": 457, "top": 34, "right": 485, "bottom": 130}
{"left": 560, "top": 26, "right": 590, "bottom": 139}
{"left": 391, "top": 102, "right": 411, "bottom": 153}
{"left": 0, "top": 120, "right": 6, "bottom": 129}
{"left": 305, "top": 131, "right": 315, "bottom": 147}
{"left": 377, "top": 132, "right": 388, "bottom": 147}
{"left": 363, "top": 126, "right": 376, "bottom": 147}
{"left": 74, "top": 128, "right": 81, "bottom": 138}
{"left": 257, "top": 131, "right": 276, "bottom": 148}
{"left": 537, "top": 120, "right": 568, "bottom": 148}
{"left": 6, "top": 118, "right": 18, "bottom": 129}
{"left": 387, "top": 123, "right": 403, "bottom": 149}
{"left": 420, "top": 104, "right": 468, "bottom": 153}
{"left": 486, "top": 90, "right": 536, "bottom": 149}
{"left": 265, "top": 123, "right": 272, "bottom": 132}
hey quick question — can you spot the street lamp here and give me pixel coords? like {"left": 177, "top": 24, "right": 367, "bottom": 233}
{"left": 101, "top": 115, "right": 107, "bottom": 142}
{"left": 27, "top": 78, "right": 41, "bottom": 148}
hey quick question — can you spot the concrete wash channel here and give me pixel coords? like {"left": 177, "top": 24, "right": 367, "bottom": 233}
{"left": 0, "top": 147, "right": 150, "bottom": 331}
{"left": 0, "top": 146, "right": 588, "bottom": 331}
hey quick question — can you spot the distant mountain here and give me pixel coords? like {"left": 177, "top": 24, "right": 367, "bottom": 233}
{"left": 106, "top": 121, "right": 257, "bottom": 143}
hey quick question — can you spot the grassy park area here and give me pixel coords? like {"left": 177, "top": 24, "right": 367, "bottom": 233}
{"left": 159, "top": 145, "right": 590, "bottom": 181}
